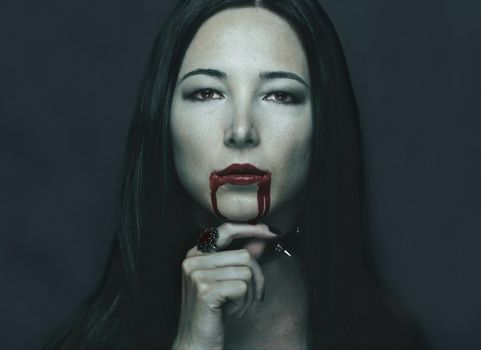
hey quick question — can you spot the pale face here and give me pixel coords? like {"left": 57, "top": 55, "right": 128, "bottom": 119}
{"left": 171, "top": 7, "right": 312, "bottom": 225}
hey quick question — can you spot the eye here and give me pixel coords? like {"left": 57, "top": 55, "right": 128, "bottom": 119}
{"left": 187, "top": 89, "right": 224, "bottom": 102}
{"left": 263, "top": 91, "right": 298, "bottom": 104}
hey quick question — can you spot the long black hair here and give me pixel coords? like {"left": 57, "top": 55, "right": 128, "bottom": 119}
{"left": 46, "top": 0, "right": 422, "bottom": 348}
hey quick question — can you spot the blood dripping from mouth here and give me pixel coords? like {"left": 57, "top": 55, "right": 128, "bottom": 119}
{"left": 209, "top": 174, "right": 271, "bottom": 221}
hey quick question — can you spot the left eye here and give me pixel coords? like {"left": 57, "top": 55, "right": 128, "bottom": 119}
{"left": 263, "top": 92, "right": 297, "bottom": 104}
{"left": 188, "top": 89, "right": 224, "bottom": 102}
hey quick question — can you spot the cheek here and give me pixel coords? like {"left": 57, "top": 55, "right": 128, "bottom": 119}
{"left": 171, "top": 108, "right": 203, "bottom": 187}
{"left": 170, "top": 107, "right": 223, "bottom": 201}
{"left": 171, "top": 98, "right": 224, "bottom": 159}
{"left": 270, "top": 120, "right": 312, "bottom": 194}
{"left": 285, "top": 137, "right": 312, "bottom": 185}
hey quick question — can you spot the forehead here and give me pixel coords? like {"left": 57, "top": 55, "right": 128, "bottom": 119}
{"left": 179, "top": 7, "right": 308, "bottom": 79}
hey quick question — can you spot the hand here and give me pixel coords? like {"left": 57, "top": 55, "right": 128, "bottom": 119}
{"left": 172, "top": 223, "right": 277, "bottom": 350}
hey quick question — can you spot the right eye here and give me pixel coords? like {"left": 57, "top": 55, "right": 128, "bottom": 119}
{"left": 187, "top": 89, "right": 224, "bottom": 102}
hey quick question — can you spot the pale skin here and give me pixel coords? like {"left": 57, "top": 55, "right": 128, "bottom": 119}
{"left": 171, "top": 7, "right": 312, "bottom": 350}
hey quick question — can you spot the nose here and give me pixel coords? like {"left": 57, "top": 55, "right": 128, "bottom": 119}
{"left": 223, "top": 105, "right": 260, "bottom": 148}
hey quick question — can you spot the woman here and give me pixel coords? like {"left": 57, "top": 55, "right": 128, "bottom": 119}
{"left": 46, "top": 0, "right": 422, "bottom": 349}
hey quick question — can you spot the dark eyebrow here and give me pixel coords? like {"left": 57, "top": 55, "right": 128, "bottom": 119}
{"left": 178, "top": 68, "right": 227, "bottom": 84}
{"left": 178, "top": 68, "right": 309, "bottom": 87}
{"left": 259, "top": 70, "right": 309, "bottom": 87}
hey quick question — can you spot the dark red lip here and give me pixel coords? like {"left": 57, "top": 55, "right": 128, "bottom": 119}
{"left": 211, "top": 163, "right": 271, "bottom": 186}
{"left": 209, "top": 163, "right": 272, "bottom": 219}
{"left": 215, "top": 163, "right": 268, "bottom": 176}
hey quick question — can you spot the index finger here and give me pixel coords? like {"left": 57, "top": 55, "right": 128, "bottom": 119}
{"left": 188, "top": 222, "right": 277, "bottom": 257}
{"left": 216, "top": 222, "right": 277, "bottom": 249}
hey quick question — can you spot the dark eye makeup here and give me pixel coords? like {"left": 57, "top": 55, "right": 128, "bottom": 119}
{"left": 184, "top": 89, "right": 224, "bottom": 102}
{"left": 183, "top": 88, "right": 305, "bottom": 105}
{"left": 262, "top": 91, "right": 304, "bottom": 105}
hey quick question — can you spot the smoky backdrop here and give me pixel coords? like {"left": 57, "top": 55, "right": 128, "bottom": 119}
{"left": 1, "top": 0, "right": 479, "bottom": 348}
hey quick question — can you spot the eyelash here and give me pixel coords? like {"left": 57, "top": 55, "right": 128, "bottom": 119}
{"left": 186, "top": 89, "right": 301, "bottom": 105}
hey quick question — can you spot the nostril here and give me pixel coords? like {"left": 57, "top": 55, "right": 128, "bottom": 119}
{"left": 226, "top": 134, "right": 257, "bottom": 147}
{"left": 223, "top": 122, "right": 259, "bottom": 148}
{"left": 245, "top": 138, "right": 255, "bottom": 146}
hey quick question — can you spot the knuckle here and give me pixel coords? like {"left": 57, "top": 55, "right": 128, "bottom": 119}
{"left": 238, "top": 249, "right": 251, "bottom": 262}
{"left": 185, "top": 247, "right": 197, "bottom": 258}
{"left": 237, "top": 281, "right": 248, "bottom": 293}
{"left": 196, "top": 282, "right": 211, "bottom": 296}
{"left": 222, "top": 222, "right": 234, "bottom": 231}
{"left": 190, "top": 269, "right": 203, "bottom": 283}
{"left": 241, "top": 267, "right": 252, "bottom": 280}
{"left": 181, "top": 259, "right": 191, "bottom": 274}
{"left": 181, "top": 258, "right": 196, "bottom": 275}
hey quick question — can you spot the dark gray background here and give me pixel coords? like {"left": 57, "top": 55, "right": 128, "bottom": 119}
{"left": 1, "top": 0, "right": 480, "bottom": 348}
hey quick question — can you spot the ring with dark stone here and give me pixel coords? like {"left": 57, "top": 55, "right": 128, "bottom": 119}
{"left": 197, "top": 227, "right": 219, "bottom": 253}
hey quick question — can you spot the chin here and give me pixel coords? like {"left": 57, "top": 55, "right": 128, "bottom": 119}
{"left": 215, "top": 195, "right": 266, "bottom": 222}
{"left": 219, "top": 210, "right": 260, "bottom": 222}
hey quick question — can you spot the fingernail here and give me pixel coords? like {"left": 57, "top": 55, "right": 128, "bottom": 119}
{"left": 267, "top": 225, "right": 282, "bottom": 235}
